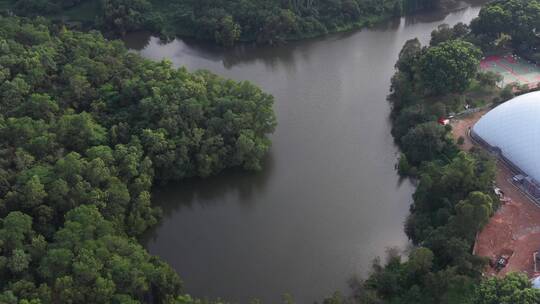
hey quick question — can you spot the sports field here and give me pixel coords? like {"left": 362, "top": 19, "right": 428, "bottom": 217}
{"left": 480, "top": 55, "right": 540, "bottom": 89}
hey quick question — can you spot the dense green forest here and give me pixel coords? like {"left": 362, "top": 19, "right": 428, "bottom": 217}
{"left": 2, "top": 0, "right": 540, "bottom": 303}
{"left": 345, "top": 0, "right": 540, "bottom": 303}
{"left": 0, "top": 16, "right": 275, "bottom": 303}
{"left": 3, "top": 0, "right": 444, "bottom": 45}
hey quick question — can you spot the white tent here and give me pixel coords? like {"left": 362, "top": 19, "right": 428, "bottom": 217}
{"left": 473, "top": 91, "right": 540, "bottom": 182}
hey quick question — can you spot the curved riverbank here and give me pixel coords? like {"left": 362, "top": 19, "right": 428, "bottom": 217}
{"left": 127, "top": 3, "right": 487, "bottom": 303}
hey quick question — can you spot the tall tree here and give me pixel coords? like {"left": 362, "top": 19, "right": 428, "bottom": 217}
{"left": 419, "top": 40, "right": 481, "bottom": 94}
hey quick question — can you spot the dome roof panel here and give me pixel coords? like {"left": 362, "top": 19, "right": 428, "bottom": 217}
{"left": 473, "top": 91, "right": 540, "bottom": 181}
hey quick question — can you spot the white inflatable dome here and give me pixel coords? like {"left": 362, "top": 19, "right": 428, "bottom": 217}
{"left": 473, "top": 91, "right": 540, "bottom": 181}
{"left": 532, "top": 276, "right": 540, "bottom": 289}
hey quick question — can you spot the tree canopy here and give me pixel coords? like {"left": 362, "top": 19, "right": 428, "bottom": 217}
{"left": 419, "top": 40, "right": 481, "bottom": 94}
{"left": 1, "top": 1, "right": 539, "bottom": 303}
{"left": 473, "top": 273, "right": 540, "bottom": 304}
{"left": 8, "top": 0, "right": 405, "bottom": 45}
{"left": 470, "top": 0, "right": 540, "bottom": 59}
{"left": 0, "top": 16, "right": 276, "bottom": 303}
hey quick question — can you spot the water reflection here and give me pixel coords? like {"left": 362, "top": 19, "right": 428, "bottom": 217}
{"left": 154, "top": 153, "right": 274, "bottom": 213}
{"left": 403, "top": 0, "right": 487, "bottom": 24}
{"left": 122, "top": 31, "right": 153, "bottom": 50}
{"left": 143, "top": 154, "right": 274, "bottom": 246}
{"left": 124, "top": 0, "right": 487, "bottom": 71}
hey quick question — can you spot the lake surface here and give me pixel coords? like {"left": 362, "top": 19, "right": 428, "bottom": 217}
{"left": 126, "top": 3, "right": 486, "bottom": 303}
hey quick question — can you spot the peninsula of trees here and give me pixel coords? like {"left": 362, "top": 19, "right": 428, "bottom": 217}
{"left": 0, "top": 16, "right": 275, "bottom": 303}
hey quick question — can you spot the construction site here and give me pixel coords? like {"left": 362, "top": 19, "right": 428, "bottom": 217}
{"left": 451, "top": 101, "right": 540, "bottom": 278}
